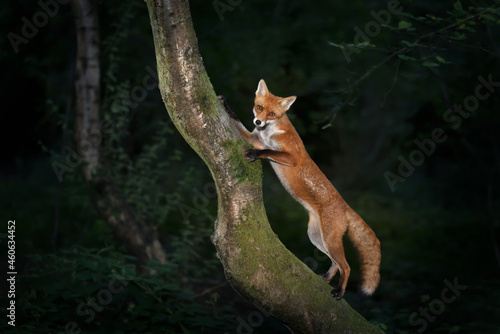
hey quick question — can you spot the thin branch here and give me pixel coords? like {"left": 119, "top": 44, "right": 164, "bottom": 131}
{"left": 335, "top": 7, "right": 499, "bottom": 93}
{"left": 193, "top": 281, "right": 228, "bottom": 300}
{"left": 412, "top": 12, "right": 484, "bottom": 45}
{"left": 333, "top": 50, "right": 402, "bottom": 93}
{"left": 439, "top": 35, "right": 499, "bottom": 58}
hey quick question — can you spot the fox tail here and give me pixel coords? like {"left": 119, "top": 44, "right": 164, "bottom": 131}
{"left": 347, "top": 212, "right": 381, "bottom": 297}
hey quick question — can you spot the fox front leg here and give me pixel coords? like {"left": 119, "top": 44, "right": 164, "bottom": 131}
{"left": 245, "top": 149, "right": 297, "bottom": 167}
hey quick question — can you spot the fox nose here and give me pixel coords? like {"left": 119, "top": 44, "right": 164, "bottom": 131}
{"left": 254, "top": 119, "right": 261, "bottom": 126}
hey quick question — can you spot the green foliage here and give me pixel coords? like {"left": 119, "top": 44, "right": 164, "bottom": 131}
{"left": 96, "top": 0, "right": 219, "bottom": 279}
{"left": 99, "top": 77, "right": 219, "bottom": 274}
{"left": 101, "top": 78, "right": 181, "bottom": 229}
{"left": 0, "top": 247, "right": 235, "bottom": 333}
{"left": 327, "top": 1, "right": 500, "bottom": 80}
{"left": 393, "top": 2, "right": 500, "bottom": 66}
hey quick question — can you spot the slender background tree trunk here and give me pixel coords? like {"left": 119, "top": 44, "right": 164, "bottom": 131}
{"left": 70, "top": 0, "right": 167, "bottom": 266}
{"left": 145, "top": 0, "right": 382, "bottom": 332}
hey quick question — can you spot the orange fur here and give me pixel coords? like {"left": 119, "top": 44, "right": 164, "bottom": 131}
{"left": 225, "top": 80, "right": 381, "bottom": 299}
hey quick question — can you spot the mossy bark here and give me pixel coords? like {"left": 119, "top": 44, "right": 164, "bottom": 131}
{"left": 145, "top": 0, "right": 383, "bottom": 332}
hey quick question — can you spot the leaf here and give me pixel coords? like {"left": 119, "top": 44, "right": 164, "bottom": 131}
{"left": 422, "top": 61, "right": 440, "bottom": 67}
{"left": 398, "top": 21, "right": 412, "bottom": 29}
{"left": 453, "top": 1, "right": 463, "bottom": 11}
{"left": 401, "top": 40, "right": 417, "bottom": 47}
{"left": 398, "top": 54, "right": 417, "bottom": 61}
{"left": 180, "top": 322, "right": 191, "bottom": 334}
{"left": 482, "top": 14, "right": 497, "bottom": 21}
{"left": 435, "top": 56, "right": 448, "bottom": 64}
{"left": 353, "top": 41, "right": 375, "bottom": 48}
{"left": 463, "top": 26, "right": 476, "bottom": 33}
{"left": 327, "top": 41, "right": 341, "bottom": 48}
{"left": 451, "top": 32, "right": 466, "bottom": 40}
{"left": 377, "top": 323, "right": 389, "bottom": 330}
{"left": 485, "top": 7, "right": 500, "bottom": 14}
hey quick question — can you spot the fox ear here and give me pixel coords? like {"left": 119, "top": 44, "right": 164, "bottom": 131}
{"left": 256, "top": 79, "right": 270, "bottom": 97}
{"left": 278, "top": 96, "right": 296, "bottom": 111}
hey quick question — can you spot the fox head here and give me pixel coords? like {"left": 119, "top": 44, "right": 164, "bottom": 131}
{"left": 253, "top": 79, "right": 296, "bottom": 129}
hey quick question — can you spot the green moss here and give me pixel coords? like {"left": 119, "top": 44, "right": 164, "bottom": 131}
{"left": 194, "top": 70, "right": 220, "bottom": 118}
{"left": 227, "top": 202, "right": 274, "bottom": 294}
{"left": 221, "top": 139, "right": 263, "bottom": 186}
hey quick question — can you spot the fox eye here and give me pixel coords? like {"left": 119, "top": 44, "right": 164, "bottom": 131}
{"left": 268, "top": 112, "right": 275, "bottom": 117}
{"left": 257, "top": 105, "right": 263, "bottom": 111}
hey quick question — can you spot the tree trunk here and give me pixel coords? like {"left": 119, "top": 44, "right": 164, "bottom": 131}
{"left": 145, "top": 0, "right": 382, "bottom": 332}
{"left": 70, "top": 0, "right": 167, "bottom": 266}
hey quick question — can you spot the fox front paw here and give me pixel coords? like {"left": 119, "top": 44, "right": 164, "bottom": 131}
{"left": 217, "top": 95, "right": 238, "bottom": 120}
{"left": 244, "top": 149, "right": 258, "bottom": 162}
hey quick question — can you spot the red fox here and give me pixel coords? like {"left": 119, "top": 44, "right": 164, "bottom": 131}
{"left": 220, "top": 79, "right": 381, "bottom": 299}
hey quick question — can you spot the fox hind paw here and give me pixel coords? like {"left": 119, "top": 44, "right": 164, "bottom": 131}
{"left": 330, "top": 287, "right": 344, "bottom": 300}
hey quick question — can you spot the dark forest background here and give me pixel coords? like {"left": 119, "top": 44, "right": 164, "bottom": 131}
{"left": 1, "top": 0, "right": 500, "bottom": 333}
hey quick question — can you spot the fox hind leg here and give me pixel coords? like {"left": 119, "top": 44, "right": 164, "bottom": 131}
{"left": 307, "top": 212, "right": 339, "bottom": 283}
{"left": 325, "top": 236, "right": 350, "bottom": 300}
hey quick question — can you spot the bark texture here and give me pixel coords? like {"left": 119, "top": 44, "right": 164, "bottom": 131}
{"left": 71, "top": 0, "right": 167, "bottom": 265}
{"left": 145, "top": 0, "right": 383, "bottom": 332}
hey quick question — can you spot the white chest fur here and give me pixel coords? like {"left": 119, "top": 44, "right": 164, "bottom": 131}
{"left": 254, "top": 122, "right": 284, "bottom": 151}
